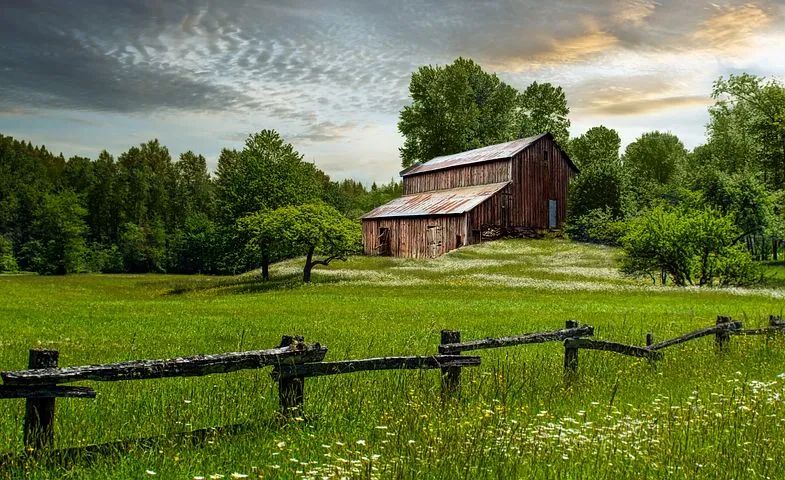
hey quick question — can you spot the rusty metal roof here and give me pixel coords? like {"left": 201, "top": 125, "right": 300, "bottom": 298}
{"left": 401, "top": 134, "right": 547, "bottom": 177}
{"left": 400, "top": 132, "right": 579, "bottom": 176}
{"left": 361, "top": 182, "right": 510, "bottom": 219}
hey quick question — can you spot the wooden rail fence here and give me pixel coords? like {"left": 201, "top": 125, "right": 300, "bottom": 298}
{"left": 0, "top": 315, "right": 781, "bottom": 455}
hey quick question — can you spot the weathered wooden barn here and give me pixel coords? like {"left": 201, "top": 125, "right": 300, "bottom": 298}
{"left": 361, "top": 133, "right": 578, "bottom": 258}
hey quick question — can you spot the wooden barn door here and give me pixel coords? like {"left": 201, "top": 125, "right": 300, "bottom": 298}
{"left": 426, "top": 225, "right": 443, "bottom": 258}
{"left": 378, "top": 227, "right": 391, "bottom": 256}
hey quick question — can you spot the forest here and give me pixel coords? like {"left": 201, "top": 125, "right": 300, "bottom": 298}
{"left": 1, "top": 57, "right": 784, "bottom": 286}
{"left": 0, "top": 131, "right": 399, "bottom": 275}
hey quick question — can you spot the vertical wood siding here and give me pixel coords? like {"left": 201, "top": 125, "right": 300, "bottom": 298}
{"left": 362, "top": 216, "right": 468, "bottom": 258}
{"left": 403, "top": 159, "right": 511, "bottom": 194}
{"left": 508, "top": 136, "right": 572, "bottom": 228}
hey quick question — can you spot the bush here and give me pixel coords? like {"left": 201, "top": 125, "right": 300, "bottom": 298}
{"left": 620, "top": 206, "right": 761, "bottom": 287}
{"left": 86, "top": 243, "right": 125, "bottom": 273}
{"left": 565, "top": 208, "right": 627, "bottom": 245}
{"left": 0, "top": 236, "right": 18, "bottom": 273}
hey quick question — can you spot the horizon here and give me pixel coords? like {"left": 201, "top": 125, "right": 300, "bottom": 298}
{"left": 1, "top": 0, "right": 784, "bottom": 184}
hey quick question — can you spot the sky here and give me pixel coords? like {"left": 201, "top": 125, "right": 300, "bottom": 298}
{"left": 1, "top": 1, "right": 784, "bottom": 184}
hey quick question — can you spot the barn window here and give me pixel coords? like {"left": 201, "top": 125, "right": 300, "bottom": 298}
{"left": 543, "top": 150, "right": 549, "bottom": 162}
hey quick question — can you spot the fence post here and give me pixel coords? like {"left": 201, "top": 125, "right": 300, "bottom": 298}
{"left": 563, "top": 320, "right": 579, "bottom": 381}
{"left": 277, "top": 336, "right": 304, "bottom": 418}
{"left": 23, "top": 349, "right": 59, "bottom": 451}
{"left": 716, "top": 316, "right": 732, "bottom": 352}
{"left": 439, "top": 330, "right": 461, "bottom": 399}
{"left": 646, "top": 333, "right": 654, "bottom": 347}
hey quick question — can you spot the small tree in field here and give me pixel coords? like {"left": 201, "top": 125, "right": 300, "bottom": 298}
{"left": 620, "top": 206, "right": 761, "bottom": 287}
{"left": 243, "top": 203, "right": 361, "bottom": 283}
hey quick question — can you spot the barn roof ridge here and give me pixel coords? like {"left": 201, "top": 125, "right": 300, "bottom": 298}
{"left": 361, "top": 181, "right": 510, "bottom": 219}
{"left": 400, "top": 132, "right": 577, "bottom": 177}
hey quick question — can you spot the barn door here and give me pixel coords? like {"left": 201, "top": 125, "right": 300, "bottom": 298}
{"left": 426, "top": 225, "right": 442, "bottom": 258}
{"left": 378, "top": 227, "right": 391, "bottom": 256}
{"left": 501, "top": 192, "right": 511, "bottom": 228}
{"left": 548, "top": 199, "right": 557, "bottom": 228}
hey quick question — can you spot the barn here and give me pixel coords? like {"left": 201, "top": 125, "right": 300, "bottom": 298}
{"left": 361, "top": 133, "right": 579, "bottom": 258}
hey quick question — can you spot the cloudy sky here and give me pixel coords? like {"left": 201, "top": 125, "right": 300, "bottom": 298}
{"left": 1, "top": 1, "right": 784, "bottom": 183}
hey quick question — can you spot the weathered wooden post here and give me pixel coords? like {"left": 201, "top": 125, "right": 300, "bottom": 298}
{"left": 276, "top": 336, "right": 304, "bottom": 418}
{"left": 23, "top": 349, "right": 58, "bottom": 451}
{"left": 563, "top": 320, "right": 579, "bottom": 381}
{"left": 715, "top": 316, "right": 732, "bottom": 352}
{"left": 645, "top": 333, "right": 654, "bottom": 347}
{"left": 439, "top": 330, "right": 461, "bottom": 399}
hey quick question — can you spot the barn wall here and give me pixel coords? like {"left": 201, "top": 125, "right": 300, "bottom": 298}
{"left": 403, "top": 159, "right": 511, "bottom": 194}
{"left": 465, "top": 186, "right": 509, "bottom": 235}
{"left": 362, "top": 215, "right": 469, "bottom": 258}
{"left": 508, "top": 136, "right": 573, "bottom": 228}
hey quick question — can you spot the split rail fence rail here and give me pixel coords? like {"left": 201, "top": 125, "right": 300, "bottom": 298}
{"left": 1, "top": 315, "right": 783, "bottom": 455}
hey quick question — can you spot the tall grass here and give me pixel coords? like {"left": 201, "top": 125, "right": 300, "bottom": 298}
{"left": 0, "top": 239, "right": 784, "bottom": 479}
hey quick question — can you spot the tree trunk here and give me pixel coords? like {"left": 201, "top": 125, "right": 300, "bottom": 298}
{"left": 261, "top": 252, "right": 269, "bottom": 281}
{"left": 303, "top": 246, "right": 314, "bottom": 283}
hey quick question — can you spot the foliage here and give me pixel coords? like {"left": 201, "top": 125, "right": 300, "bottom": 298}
{"left": 85, "top": 243, "right": 125, "bottom": 273}
{"left": 568, "top": 125, "right": 621, "bottom": 171}
{"left": 517, "top": 81, "right": 571, "bottom": 147}
{"left": 623, "top": 131, "right": 687, "bottom": 208}
{"left": 567, "top": 126, "right": 630, "bottom": 221}
{"left": 0, "top": 129, "right": 394, "bottom": 275}
{"left": 0, "top": 235, "right": 18, "bottom": 273}
{"left": 167, "top": 214, "right": 222, "bottom": 274}
{"left": 118, "top": 222, "right": 166, "bottom": 273}
{"left": 243, "top": 203, "right": 361, "bottom": 282}
{"left": 21, "top": 191, "right": 88, "bottom": 274}
{"left": 398, "top": 57, "right": 520, "bottom": 168}
{"left": 710, "top": 74, "right": 785, "bottom": 188}
{"left": 620, "top": 206, "right": 761, "bottom": 286}
{"left": 215, "top": 131, "right": 323, "bottom": 224}
{"left": 565, "top": 208, "right": 627, "bottom": 246}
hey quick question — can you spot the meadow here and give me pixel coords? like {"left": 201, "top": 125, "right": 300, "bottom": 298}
{"left": 1, "top": 238, "right": 785, "bottom": 479}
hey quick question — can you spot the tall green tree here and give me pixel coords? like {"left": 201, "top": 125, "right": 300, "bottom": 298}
{"left": 568, "top": 126, "right": 621, "bottom": 171}
{"left": 398, "top": 57, "right": 519, "bottom": 168}
{"left": 517, "top": 81, "right": 571, "bottom": 147}
{"left": 215, "top": 131, "right": 322, "bottom": 223}
{"left": 21, "top": 191, "right": 88, "bottom": 274}
{"left": 711, "top": 74, "right": 785, "bottom": 188}
{"left": 623, "top": 131, "right": 687, "bottom": 206}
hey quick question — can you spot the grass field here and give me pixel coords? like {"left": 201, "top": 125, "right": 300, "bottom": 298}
{"left": 2, "top": 238, "right": 785, "bottom": 479}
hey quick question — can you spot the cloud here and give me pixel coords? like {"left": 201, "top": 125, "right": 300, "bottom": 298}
{"left": 287, "top": 121, "right": 359, "bottom": 143}
{"left": 2, "top": 0, "right": 785, "bottom": 181}
{"left": 691, "top": 4, "right": 772, "bottom": 53}
{"left": 582, "top": 95, "right": 712, "bottom": 115}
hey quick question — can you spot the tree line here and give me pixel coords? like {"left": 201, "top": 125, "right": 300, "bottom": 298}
{"left": 0, "top": 130, "right": 398, "bottom": 277}
{"left": 2, "top": 56, "right": 783, "bottom": 286}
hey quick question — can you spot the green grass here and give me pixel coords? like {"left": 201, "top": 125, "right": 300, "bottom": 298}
{"left": 1, "top": 238, "right": 785, "bottom": 479}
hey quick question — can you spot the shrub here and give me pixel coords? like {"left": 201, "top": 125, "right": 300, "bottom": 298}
{"left": 620, "top": 206, "right": 761, "bottom": 286}
{"left": 565, "top": 208, "right": 627, "bottom": 246}
{"left": 0, "top": 236, "right": 18, "bottom": 273}
{"left": 86, "top": 243, "right": 125, "bottom": 273}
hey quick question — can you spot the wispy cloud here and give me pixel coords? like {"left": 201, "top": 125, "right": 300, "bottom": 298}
{"left": 1, "top": 0, "right": 784, "bottom": 182}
